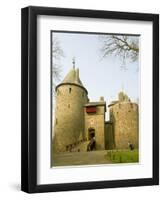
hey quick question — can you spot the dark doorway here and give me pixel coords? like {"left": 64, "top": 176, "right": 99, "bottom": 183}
{"left": 88, "top": 128, "right": 95, "bottom": 140}
{"left": 87, "top": 128, "right": 96, "bottom": 151}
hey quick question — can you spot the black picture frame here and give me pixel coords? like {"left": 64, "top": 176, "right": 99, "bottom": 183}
{"left": 21, "top": 6, "right": 159, "bottom": 193}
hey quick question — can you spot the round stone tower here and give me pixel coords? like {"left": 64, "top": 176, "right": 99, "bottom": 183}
{"left": 53, "top": 67, "right": 88, "bottom": 152}
{"left": 109, "top": 92, "right": 139, "bottom": 149}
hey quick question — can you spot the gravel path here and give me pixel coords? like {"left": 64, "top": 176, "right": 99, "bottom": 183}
{"left": 52, "top": 150, "right": 112, "bottom": 167}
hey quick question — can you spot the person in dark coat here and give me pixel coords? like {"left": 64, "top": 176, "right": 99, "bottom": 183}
{"left": 87, "top": 137, "right": 96, "bottom": 151}
{"left": 128, "top": 142, "right": 134, "bottom": 151}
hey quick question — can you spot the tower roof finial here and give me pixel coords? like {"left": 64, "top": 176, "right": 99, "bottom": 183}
{"left": 72, "top": 57, "right": 75, "bottom": 69}
{"left": 121, "top": 83, "right": 124, "bottom": 92}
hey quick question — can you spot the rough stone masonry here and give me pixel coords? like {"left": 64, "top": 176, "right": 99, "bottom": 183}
{"left": 53, "top": 67, "right": 139, "bottom": 153}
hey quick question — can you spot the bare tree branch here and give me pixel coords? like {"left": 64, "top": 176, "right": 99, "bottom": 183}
{"left": 52, "top": 36, "right": 64, "bottom": 82}
{"left": 52, "top": 35, "right": 65, "bottom": 96}
{"left": 99, "top": 35, "right": 139, "bottom": 64}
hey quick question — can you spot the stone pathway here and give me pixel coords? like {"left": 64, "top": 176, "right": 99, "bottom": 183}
{"left": 52, "top": 150, "right": 112, "bottom": 167}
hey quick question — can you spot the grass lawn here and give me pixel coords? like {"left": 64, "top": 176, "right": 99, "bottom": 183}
{"left": 105, "top": 149, "right": 139, "bottom": 163}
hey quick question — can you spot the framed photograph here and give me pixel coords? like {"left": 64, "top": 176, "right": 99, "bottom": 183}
{"left": 21, "top": 6, "right": 159, "bottom": 193}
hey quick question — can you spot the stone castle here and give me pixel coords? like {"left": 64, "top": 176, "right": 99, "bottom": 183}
{"left": 53, "top": 65, "right": 139, "bottom": 153}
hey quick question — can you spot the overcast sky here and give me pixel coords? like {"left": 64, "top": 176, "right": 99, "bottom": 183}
{"left": 52, "top": 31, "right": 139, "bottom": 109}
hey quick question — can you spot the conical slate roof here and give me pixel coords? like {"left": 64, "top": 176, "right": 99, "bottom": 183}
{"left": 56, "top": 68, "right": 88, "bottom": 94}
{"left": 62, "top": 68, "right": 84, "bottom": 87}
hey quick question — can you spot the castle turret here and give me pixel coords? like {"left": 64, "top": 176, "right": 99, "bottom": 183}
{"left": 53, "top": 66, "right": 88, "bottom": 152}
{"left": 108, "top": 92, "right": 139, "bottom": 149}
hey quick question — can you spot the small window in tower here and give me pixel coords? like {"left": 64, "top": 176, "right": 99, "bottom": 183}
{"left": 68, "top": 104, "right": 70, "bottom": 108}
{"left": 56, "top": 118, "right": 58, "bottom": 125}
{"left": 69, "top": 88, "right": 72, "bottom": 93}
{"left": 82, "top": 91, "right": 84, "bottom": 97}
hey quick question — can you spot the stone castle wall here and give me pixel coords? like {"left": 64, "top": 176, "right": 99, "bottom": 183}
{"left": 84, "top": 106, "right": 105, "bottom": 150}
{"left": 109, "top": 102, "right": 139, "bottom": 149}
{"left": 53, "top": 70, "right": 139, "bottom": 152}
{"left": 53, "top": 84, "right": 88, "bottom": 152}
{"left": 105, "top": 122, "right": 115, "bottom": 150}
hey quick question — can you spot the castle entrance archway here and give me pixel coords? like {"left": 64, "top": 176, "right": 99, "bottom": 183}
{"left": 88, "top": 128, "right": 95, "bottom": 140}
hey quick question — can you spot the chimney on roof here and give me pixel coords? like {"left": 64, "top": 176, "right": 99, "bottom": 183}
{"left": 100, "top": 96, "right": 104, "bottom": 101}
